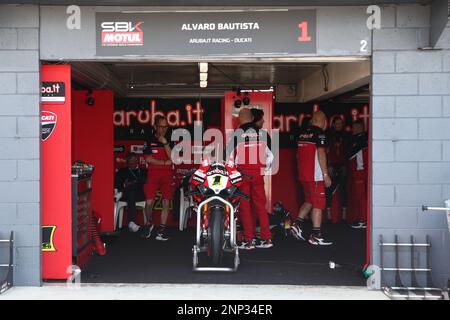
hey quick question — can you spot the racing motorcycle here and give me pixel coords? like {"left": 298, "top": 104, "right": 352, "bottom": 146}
{"left": 186, "top": 160, "right": 250, "bottom": 272}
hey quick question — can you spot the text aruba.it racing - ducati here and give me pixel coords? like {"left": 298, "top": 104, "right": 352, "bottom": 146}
{"left": 187, "top": 160, "right": 250, "bottom": 272}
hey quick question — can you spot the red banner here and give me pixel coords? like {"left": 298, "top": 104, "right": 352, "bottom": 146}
{"left": 41, "top": 65, "right": 72, "bottom": 280}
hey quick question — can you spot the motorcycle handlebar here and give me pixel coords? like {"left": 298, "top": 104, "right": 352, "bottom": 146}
{"left": 185, "top": 189, "right": 200, "bottom": 197}
{"left": 236, "top": 168, "right": 253, "bottom": 180}
{"left": 235, "top": 191, "right": 250, "bottom": 201}
{"left": 184, "top": 169, "right": 197, "bottom": 178}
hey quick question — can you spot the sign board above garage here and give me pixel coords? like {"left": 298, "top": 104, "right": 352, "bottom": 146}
{"left": 40, "top": 6, "right": 372, "bottom": 59}
{"left": 95, "top": 10, "right": 317, "bottom": 56}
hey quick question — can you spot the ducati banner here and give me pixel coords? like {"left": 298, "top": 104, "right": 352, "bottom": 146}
{"left": 41, "top": 65, "right": 72, "bottom": 280}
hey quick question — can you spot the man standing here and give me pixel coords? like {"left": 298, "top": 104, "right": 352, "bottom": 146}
{"left": 114, "top": 152, "right": 147, "bottom": 232}
{"left": 291, "top": 111, "right": 333, "bottom": 246}
{"left": 347, "top": 120, "right": 368, "bottom": 229}
{"left": 326, "top": 117, "right": 349, "bottom": 222}
{"left": 141, "top": 115, "right": 174, "bottom": 241}
{"left": 251, "top": 108, "right": 264, "bottom": 129}
{"left": 228, "top": 108, "right": 274, "bottom": 250}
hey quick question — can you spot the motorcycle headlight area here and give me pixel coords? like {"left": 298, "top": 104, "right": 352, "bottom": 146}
{"left": 224, "top": 186, "right": 237, "bottom": 196}
{"left": 206, "top": 174, "right": 229, "bottom": 194}
{"left": 197, "top": 184, "right": 210, "bottom": 195}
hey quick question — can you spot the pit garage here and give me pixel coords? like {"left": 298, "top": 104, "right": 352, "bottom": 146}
{"left": 2, "top": 1, "right": 449, "bottom": 294}
{"left": 41, "top": 58, "right": 371, "bottom": 285}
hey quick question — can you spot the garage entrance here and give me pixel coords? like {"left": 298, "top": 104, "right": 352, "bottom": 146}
{"left": 42, "top": 59, "right": 371, "bottom": 285}
{"left": 37, "top": 4, "right": 377, "bottom": 286}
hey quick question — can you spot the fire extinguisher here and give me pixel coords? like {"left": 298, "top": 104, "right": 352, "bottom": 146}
{"left": 92, "top": 212, "right": 106, "bottom": 256}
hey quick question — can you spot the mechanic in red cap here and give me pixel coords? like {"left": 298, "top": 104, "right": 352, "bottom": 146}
{"left": 227, "top": 108, "right": 274, "bottom": 250}
{"left": 291, "top": 110, "right": 333, "bottom": 246}
{"left": 141, "top": 115, "right": 175, "bottom": 241}
{"left": 347, "top": 119, "right": 368, "bottom": 229}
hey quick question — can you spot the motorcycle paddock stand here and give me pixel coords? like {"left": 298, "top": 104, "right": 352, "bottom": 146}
{"left": 192, "top": 245, "right": 240, "bottom": 272}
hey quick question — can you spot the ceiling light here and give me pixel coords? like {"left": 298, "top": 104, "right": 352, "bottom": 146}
{"left": 199, "top": 62, "right": 208, "bottom": 73}
{"left": 199, "top": 73, "right": 208, "bottom": 81}
{"left": 200, "top": 80, "right": 208, "bottom": 88}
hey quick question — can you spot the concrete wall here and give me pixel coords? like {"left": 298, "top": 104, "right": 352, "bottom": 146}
{"left": 0, "top": 4, "right": 41, "bottom": 286}
{"left": 371, "top": 4, "right": 450, "bottom": 288}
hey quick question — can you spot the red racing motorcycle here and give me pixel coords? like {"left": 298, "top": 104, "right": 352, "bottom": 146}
{"left": 186, "top": 160, "right": 250, "bottom": 272}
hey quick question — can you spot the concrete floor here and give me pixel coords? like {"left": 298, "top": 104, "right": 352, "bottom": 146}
{"left": 0, "top": 283, "right": 389, "bottom": 300}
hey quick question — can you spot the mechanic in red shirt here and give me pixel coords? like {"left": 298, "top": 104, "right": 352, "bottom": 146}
{"left": 141, "top": 115, "right": 175, "bottom": 241}
{"left": 347, "top": 119, "right": 368, "bottom": 229}
{"left": 227, "top": 108, "right": 274, "bottom": 250}
{"left": 291, "top": 111, "right": 333, "bottom": 246}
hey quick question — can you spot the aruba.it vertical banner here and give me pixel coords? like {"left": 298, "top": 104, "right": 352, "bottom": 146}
{"left": 41, "top": 65, "right": 72, "bottom": 280}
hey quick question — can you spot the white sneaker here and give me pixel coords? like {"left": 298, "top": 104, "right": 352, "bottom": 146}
{"left": 290, "top": 224, "right": 305, "bottom": 241}
{"left": 128, "top": 221, "right": 141, "bottom": 233}
{"left": 350, "top": 222, "right": 366, "bottom": 229}
{"left": 309, "top": 235, "right": 333, "bottom": 246}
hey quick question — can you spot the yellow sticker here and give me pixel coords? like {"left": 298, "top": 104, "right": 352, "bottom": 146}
{"left": 41, "top": 226, "right": 57, "bottom": 252}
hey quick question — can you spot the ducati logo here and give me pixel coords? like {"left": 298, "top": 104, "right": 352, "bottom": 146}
{"left": 41, "top": 111, "right": 57, "bottom": 141}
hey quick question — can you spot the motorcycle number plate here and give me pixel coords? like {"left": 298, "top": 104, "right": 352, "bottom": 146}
{"left": 207, "top": 174, "right": 229, "bottom": 194}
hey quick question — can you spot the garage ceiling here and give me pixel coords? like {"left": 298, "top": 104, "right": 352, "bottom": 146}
{"left": 71, "top": 61, "right": 327, "bottom": 97}
{"left": 110, "top": 62, "right": 323, "bottom": 88}
{"left": 69, "top": 61, "right": 370, "bottom": 101}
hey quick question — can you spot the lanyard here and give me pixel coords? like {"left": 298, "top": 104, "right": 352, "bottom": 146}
{"left": 128, "top": 167, "right": 140, "bottom": 181}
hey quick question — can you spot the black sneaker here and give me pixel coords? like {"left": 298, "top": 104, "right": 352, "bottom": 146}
{"left": 308, "top": 234, "right": 333, "bottom": 246}
{"left": 140, "top": 224, "right": 154, "bottom": 239}
{"left": 155, "top": 230, "right": 170, "bottom": 241}
{"left": 255, "top": 239, "right": 274, "bottom": 249}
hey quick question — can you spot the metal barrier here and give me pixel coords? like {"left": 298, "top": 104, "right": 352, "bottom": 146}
{"left": 421, "top": 201, "right": 450, "bottom": 299}
{"left": 0, "top": 231, "right": 14, "bottom": 294}
{"left": 380, "top": 234, "right": 448, "bottom": 300}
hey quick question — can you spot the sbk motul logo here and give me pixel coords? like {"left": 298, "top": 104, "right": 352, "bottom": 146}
{"left": 41, "top": 111, "right": 57, "bottom": 141}
{"left": 101, "top": 21, "right": 144, "bottom": 46}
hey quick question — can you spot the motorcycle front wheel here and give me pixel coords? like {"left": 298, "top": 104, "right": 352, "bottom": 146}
{"left": 209, "top": 207, "right": 225, "bottom": 265}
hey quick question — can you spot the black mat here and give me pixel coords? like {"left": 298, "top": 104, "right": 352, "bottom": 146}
{"left": 81, "top": 223, "right": 366, "bottom": 286}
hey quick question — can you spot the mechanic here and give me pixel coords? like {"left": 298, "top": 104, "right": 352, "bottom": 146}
{"left": 347, "top": 119, "right": 368, "bottom": 229}
{"left": 325, "top": 117, "right": 349, "bottom": 223}
{"left": 291, "top": 111, "right": 333, "bottom": 246}
{"left": 141, "top": 115, "right": 175, "bottom": 241}
{"left": 251, "top": 108, "right": 265, "bottom": 129}
{"left": 227, "top": 108, "right": 274, "bottom": 250}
